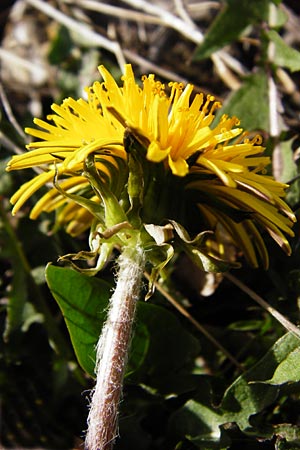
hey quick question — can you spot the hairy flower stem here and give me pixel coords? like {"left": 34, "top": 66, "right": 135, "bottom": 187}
{"left": 85, "top": 245, "right": 145, "bottom": 450}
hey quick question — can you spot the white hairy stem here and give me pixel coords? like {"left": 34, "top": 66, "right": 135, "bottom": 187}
{"left": 85, "top": 245, "right": 145, "bottom": 450}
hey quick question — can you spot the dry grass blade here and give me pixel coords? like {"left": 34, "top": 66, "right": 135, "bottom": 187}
{"left": 174, "top": 0, "right": 197, "bottom": 28}
{"left": 0, "top": 47, "right": 48, "bottom": 86}
{"left": 0, "top": 132, "right": 25, "bottom": 156}
{"left": 225, "top": 272, "right": 300, "bottom": 339}
{"left": 121, "top": 0, "right": 204, "bottom": 43}
{"left": 123, "top": 50, "right": 189, "bottom": 82}
{"left": 70, "top": 0, "right": 164, "bottom": 25}
{"left": 26, "top": 0, "right": 126, "bottom": 68}
{"left": 0, "top": 82, "right": 27, "bottom": 141}
{"left": 64, "top": 0, "right": 246, "bottom": 88}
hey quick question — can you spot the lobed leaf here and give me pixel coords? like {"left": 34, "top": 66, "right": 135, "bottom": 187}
{"left": 266, "top": 29, "right": 300, "bottom": 72}
{"left": 216, "top": 71, "right": 269, "bottom": 132}
{"left": 170, "top": 331, "right": 300, "bottom": 447}
{"left": 194, "top": 0, "right": 270, "bottom": 60}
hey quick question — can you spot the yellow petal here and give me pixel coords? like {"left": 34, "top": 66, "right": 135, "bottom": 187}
{"left": 168, "top": 155, "right": 189, "bottom": 177}
{"left": 197, "top": 156, "right": 237, "bottom": 187}
{"left": 147, "top": 141, "right": 170, "bottom": 163}
{"left": 11, "top": 170, "right": 55, "bottom": 215}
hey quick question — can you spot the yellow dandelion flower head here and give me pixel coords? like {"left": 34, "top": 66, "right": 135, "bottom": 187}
{"left": 6, "top": 64, "right": 296, "bottom": 269}
{"left": 97, "top": 64, "right": 226, "bottom": 177}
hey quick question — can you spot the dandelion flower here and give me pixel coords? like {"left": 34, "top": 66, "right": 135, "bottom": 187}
{"left": 6, "top": 64, "right": 296, "bottom": 268}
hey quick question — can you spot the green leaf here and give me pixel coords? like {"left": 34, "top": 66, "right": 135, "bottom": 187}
{"left": 194, "top": 0, "right": 270, "bottom": 60}
{"left": 125, "top": 322, "right": 150, "bottom": 377}
{"left": 21, "top": 302, "right": 44, "bottom": 332}
{"left": 0, "top": 158, "right": 13, "bottom": 196}
{"left": 46, "top": 264, "right": 112, "bottom": 376}
{"left": 228, "top": 319, "right": 266, "bottom": 332}
{"left": 266, "top": 30, "right": 300, "bottom": 72}
{"left": 274, "top": 138, "right": 300, "bottom": 207}
{"left": 271, "top": 0, "right": 282, "bottom": 6}
{"left": 4, "top": 259, "right": 28, "bottom": 339}
{"left": 278, "top": 139, "right": 298, "bottom": 184}
{"left": 271, "top": 424, "right": 300, "bottom": 448}
{"left": 221, "top": 331, "right": 300, "bottom": 415}
{"left": 217, "top": 71, "right": 269, "bottom": 131}
{"left": 46, "top": 265, "right": 199, "bottom": 382}
{"left": 48, "top": 26, "right": 73, "bottom": 65}
{"left": 270, "top": 6, "right": 289, "bottom": 28}
{"left": 132, "top": 301, "right": 200, "bottom": 390}
{"left": 170, "top": 332, "right": 300, "bottom": 447}
{"left": 261, "top": 347, "right": 300, "bottom": 385}
{"left": 0, "top": 204, "right": 30, "bottom": 339}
